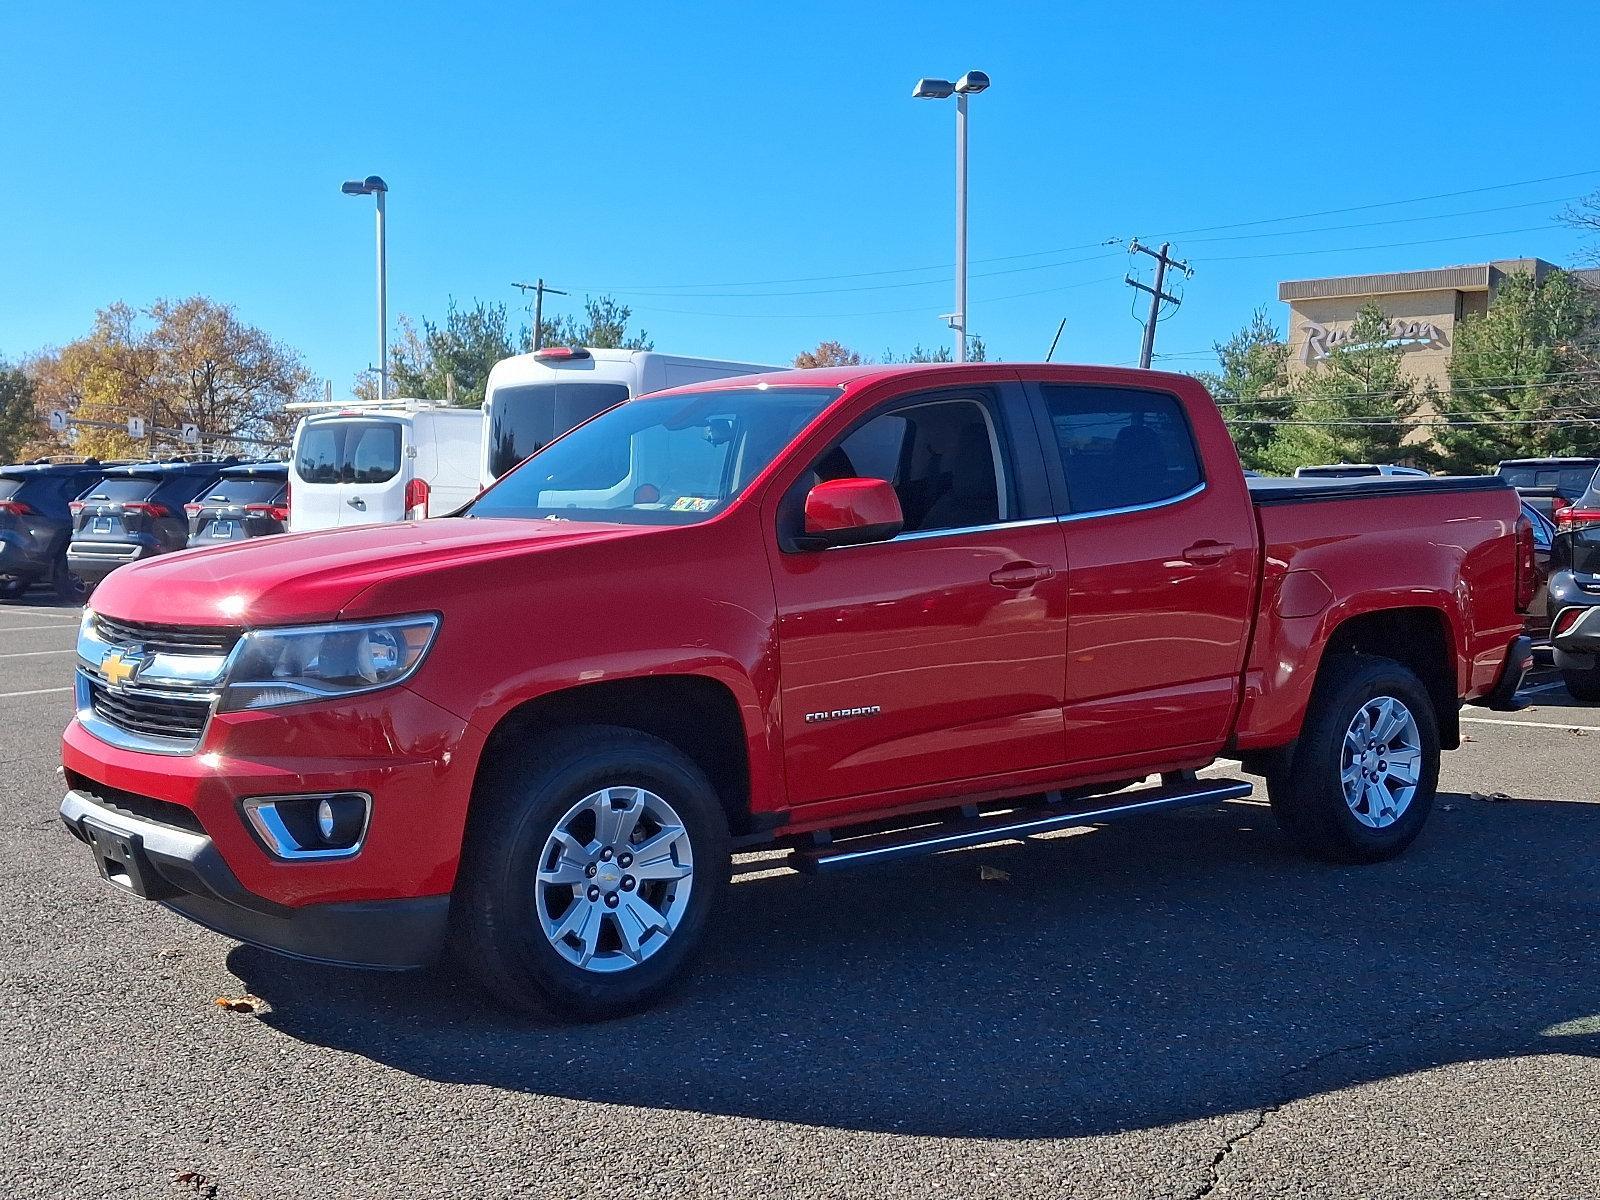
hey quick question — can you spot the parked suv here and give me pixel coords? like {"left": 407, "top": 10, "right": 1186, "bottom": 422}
{"left": 1548, "top": 474, "right": 1600, "bottom": 700}
{"left": 185, "top": 462, "right": 290, "bottom": 544}
{"left": 0, "top": 458, "right": 107, "bottom": 601}
{"left": 67, "top": 460, "right": 238, "bottom": 590}
{"left": 1497, "top": 457, "right": 1600, "bottom": 521}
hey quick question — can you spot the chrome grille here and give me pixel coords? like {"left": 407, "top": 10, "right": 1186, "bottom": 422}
{"left": 84, "top": 676, "right": 212, "bottom": 743}
{"left": 93, "top": 614, "right": 242, "bottom": 657}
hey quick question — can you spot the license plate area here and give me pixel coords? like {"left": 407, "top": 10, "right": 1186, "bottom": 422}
{"left": 81, "top": 820, "right": 177, "bottom": 900}
{"left": 209, "top": 520, "right": 237, "bottom": 539}
{"left": 92, "top": 517, "right": 112, "bottom": 534}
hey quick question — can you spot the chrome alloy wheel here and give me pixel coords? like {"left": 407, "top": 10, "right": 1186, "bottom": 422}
{"left": 1340, "top": 696, "right": 1423, "bottom": 829}
{"left": 534, "top": 786, "right": 694, "bottom": 973}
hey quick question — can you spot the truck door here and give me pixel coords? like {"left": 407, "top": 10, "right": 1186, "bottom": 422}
{"left": 1029, "top": 381, "right": 1256, "bottom": 768}
{"left": 767, "top": 385, "right": 1069, "bottom": 819}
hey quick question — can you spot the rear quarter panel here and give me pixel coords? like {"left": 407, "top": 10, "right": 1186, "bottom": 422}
{"left": 1235, "top": 486, "right": 1523, "bottom": 750}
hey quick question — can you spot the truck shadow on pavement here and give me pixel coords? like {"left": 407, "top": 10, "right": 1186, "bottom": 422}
{"left": 232, "top": 793, "right": 1600, "bottom": 1139}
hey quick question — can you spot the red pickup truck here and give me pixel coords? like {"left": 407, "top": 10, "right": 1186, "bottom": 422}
{"left": 59, "top": 364, "right": 1534, "bottom": 1019}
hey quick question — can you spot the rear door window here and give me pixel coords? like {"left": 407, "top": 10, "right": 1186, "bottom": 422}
{"left": 297, "top": 421, "right": 404, "bottom": 484}
{"left": 487, "top": 382, "right": 631, "bottom": 479}
{"left": 1038, "top": 385, "right": 1203, "bottom": 514}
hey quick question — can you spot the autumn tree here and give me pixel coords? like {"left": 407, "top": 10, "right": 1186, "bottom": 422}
{"left": 793, "top": 340, "right": 865, "bottom": 368}
{"left": 29, "top": 298, "right": 316, "bottom": 459}
{"left": 1433, "top": 270, "right": 1600, "bottom": 471}
{"left": 1258, "top": 303, "right": 1426, "bottom": 475}
{"left": 1561, "top": 191, "right": 1600, "bottom": 264}
{"left": 0, "top": 361, "right": 40, "bottom": 462}
{"left": 1195, "top": 307, "right": 1291, "bottom": 472}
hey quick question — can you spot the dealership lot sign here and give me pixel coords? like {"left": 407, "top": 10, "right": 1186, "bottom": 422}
{"left": 1300, "top": 319, "right": 1447, "bottom": 364}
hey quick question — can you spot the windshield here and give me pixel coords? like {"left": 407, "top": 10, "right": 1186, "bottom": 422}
{"left": 1497, "top": 464, "right": 1599, "bottom": 495}
{"left": 468, "top": 386, "right": 839, "bottom": 525}
{"left": 487, "top": 381, "right": 632, "bottom": 480}
{"left": 296, "top": 420, "right": 403, "bottom": 484}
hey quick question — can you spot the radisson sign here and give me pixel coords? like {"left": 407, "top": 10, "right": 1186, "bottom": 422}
{"left": 1299, "top": 318, "right": 1448, "bottom": 365}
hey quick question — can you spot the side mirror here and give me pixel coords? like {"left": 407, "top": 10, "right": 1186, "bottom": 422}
{"left": 801, "top": 477, "right": 903, "bottom": 548}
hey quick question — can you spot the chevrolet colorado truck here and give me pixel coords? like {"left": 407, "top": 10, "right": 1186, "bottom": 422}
{"left": 59, "top": 364, "right": 1535, "bottom": 1019}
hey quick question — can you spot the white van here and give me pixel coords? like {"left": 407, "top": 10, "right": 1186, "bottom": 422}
{"left": 1293, "top": 463, "right": 1431, "bottom": 479}
{"left": 288, "top": 402, "right": 483, "bottom": 532}
{"left": 480, "top": 347, "right": 780, "bottom": 486}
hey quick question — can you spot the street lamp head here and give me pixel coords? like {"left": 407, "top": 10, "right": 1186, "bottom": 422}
{"left": 341, "top": 175, "right": 389, "bottom": 196}
{"left": 912, "top": 77, "right": 955, "bottom": 99}
{"left": 954, "top": 70, "right": 990, "bottom": 94}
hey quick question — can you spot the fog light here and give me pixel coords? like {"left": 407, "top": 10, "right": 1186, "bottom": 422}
{"left": 242, "top": 792, "right": 371, "bottom": 860}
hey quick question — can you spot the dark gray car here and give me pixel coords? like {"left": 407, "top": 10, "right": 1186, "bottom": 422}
{"left": 1548, "top": 473, "right": 1600, "bottom": 701}
{"left": 184, "top": 462, "right": 290, "bottom": 544}
{"left": 0, "top": 459, "right": 108, "bottom": 601}
{"left": 66, "top": 460, "right": 238, "bottom": 590}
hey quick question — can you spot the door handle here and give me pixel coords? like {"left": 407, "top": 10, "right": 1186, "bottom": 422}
{"left": 348, "top": 496, "right": 367, "bottom": 509}
{"left": 989, "top": 561, "right": 1055, "bottom": 589}
{"left": 1182, "top": 540, "right": 1234, "bottom": 565}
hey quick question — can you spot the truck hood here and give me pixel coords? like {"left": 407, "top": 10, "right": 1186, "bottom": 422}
{"left": 88, "top": 518, "right": 657, "bottom": 627}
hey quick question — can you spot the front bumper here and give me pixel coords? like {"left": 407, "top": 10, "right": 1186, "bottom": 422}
{"left": 59, "top": 788, "right": 448, "bottom": 968}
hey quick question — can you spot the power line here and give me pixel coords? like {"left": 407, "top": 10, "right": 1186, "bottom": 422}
{"left": 554, "top": 168, "right": 1600, "bottom": 294}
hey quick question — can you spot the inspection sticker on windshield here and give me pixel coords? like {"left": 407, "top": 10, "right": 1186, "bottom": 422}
{"left": 670, "top": 496, "right": 717, "bottom": 512}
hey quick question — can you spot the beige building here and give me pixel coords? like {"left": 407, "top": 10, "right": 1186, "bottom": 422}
{"left": 1279, "top": 258, "right": 1600, "bottom": 390}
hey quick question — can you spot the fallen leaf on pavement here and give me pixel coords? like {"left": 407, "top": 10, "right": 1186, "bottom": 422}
{"left": 978, "top": 865, "right": 1011, "bottom": 882}
{"left": 1470, "top": 792, "right": 1511, "bottom": 803}
{"left": 213, "top": 995, "right": 262, "bottom": 1014}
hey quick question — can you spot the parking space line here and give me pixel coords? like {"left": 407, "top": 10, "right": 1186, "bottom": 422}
{"left": 1518, "top": 681, "right": 1569, "bottom": 697}
{"left": 0, "top": 649, "right": 76, "bottom": 659}
{"left": 1463, "top": 716, "right": 1600, "bottom": 733}
{"left": 0, "top": 686, "right": 72, "bottom": 699}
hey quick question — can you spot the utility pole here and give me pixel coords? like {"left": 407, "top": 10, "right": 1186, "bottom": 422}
{"left": 1125, "top": 240, "right": 1192, "bottom": 369}
{"left": 514, "top": 279, "right": 569, "bottom": 350}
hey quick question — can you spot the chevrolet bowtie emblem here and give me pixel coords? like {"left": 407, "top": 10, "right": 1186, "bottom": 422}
{"left": 100, "top": 652, "right": 138, "bottom": 687}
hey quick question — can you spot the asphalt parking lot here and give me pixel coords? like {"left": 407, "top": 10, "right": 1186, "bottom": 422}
{"left": 1, "top": 595, "right": 1595, "bottom": 1200}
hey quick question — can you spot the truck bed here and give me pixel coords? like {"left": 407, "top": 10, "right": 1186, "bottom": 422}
{"left": 1246, "top": 474, "right": 1513, "bottom": 506}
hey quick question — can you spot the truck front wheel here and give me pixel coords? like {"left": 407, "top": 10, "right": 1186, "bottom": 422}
{"left": 454, "top": 725, "right": 730, "bottom": 1021}
{"left": 1267, "top": 655, "right": 1440, "bottom": 864}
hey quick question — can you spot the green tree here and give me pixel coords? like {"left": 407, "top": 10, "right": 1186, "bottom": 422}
{"left": 387, "top": 299, "right": 524, "bottom": 407}
{"left": 1195, "top": 307, "right": 1290, "bottom": 472}
{"left": 0, "top": 360, "right": 40, "bottom": 462}
{"left": 1259, "top": 302, "right": 1426, "bottom": 475}
{"left": 538, "top": 296, "right": 654, "bottom": 353}
{"left": 1433, "top": 270, "right": 1600, "bottom": 472}
{"left": 880, "top": 335, "right": 987, "bottom": 363}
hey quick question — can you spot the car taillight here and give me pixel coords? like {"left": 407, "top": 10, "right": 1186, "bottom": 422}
{"left": 245, "top": 502, "right": 290, "bottom": 522}
{"left": 122, "top": 502, "right": 170, "bottom": 518}
{"left": 69, "top": 501, "right": 85, "bottom": 515}
{"left": 533, "top": 346, "right": 591, "bottom": 361}
{"left": 404, "top": 477, "right": 430, "bottom": 520}
{"left": 1514, "top": 514, "right": 1536, "bottom": 612}
{"left": 184, "top": 503, "right": 204, "bottom": 517}
{"left": 0, "top": 500, "right": 33, "bottom": 516}
{"left": 1553, "top": 608, "right": 1582, "bottom": 639}
{"left": 1554, "top": 506, "right": 1600, "bottom": 533}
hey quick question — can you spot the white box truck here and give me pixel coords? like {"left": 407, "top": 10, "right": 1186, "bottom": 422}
{"left": 480, "top": 347, "right": 780, "bottom": 487}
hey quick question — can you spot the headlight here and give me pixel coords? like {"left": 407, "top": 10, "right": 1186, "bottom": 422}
{"left": 218, "top": 615, "right": 439, "bottom": 711}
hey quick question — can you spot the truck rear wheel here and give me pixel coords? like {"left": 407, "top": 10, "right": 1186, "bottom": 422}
{"left": 1267, "top": 654, "right": 1439, "bottom": 863}
{"left": 453, "top": 725, "right": 730, "bottom": 1021}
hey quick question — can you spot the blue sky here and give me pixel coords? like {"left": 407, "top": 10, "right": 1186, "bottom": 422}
{"left": 2, "top": 1, "right": 1597, "bottom": 390}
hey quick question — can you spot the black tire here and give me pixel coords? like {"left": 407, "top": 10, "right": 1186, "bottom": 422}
{"left": 453, "top": 725, "right": 730, "bottom": 1021}
{"left": 0, "top": 579, "right": 24, "bottom": 601}
{"left": 1562, "top": 665, "right": 1600, "bottom": 703}
{"left": 1267, "top": 654, "right": 1440, "bottom": 864}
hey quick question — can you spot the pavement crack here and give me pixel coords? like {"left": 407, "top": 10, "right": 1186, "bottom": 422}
{"left": 1186, "top": 992, "right": 1498, "bottom": 1199}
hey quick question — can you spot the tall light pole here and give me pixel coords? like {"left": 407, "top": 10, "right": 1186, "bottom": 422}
{"left": 341, "top": 175, "right": 389, "bottom": 399}
{"left": 913, "top": 71, "right": 989, "bottom": 363}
